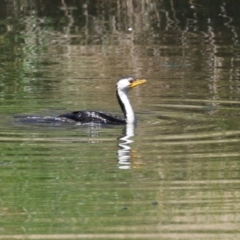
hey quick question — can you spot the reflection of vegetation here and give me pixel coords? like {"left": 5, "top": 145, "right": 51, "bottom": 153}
{"left": 0, "top": 0, "right": 239, "bottom": 106}
{"left": 1, "top": 0, "right": 240, "bottom": 33}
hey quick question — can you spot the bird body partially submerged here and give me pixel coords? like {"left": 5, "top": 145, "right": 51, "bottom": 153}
{"left": 58, "top": 110, "right": 126, "bottom": 125}
{"left": 58, "top": 77, "right": 147, "bottom": 125}
{"left": 14, "top": 77, "right": 146, "bottom": 126}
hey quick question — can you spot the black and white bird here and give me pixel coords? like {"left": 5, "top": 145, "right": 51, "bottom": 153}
{"left": 58, "top": 77, "right": 147, "bottom": 125}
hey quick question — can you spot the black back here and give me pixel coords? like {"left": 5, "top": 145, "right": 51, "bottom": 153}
{"left": 58, "top": 111, "right": 126, "bottom": 125}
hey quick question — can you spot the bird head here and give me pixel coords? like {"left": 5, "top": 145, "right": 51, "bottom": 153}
{"left": 116, "top": 77, "right": 147, "bottom": 92}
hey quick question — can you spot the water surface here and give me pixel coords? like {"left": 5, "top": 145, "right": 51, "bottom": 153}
{"left": 1, "top": 1, "right": 240, "bottom": 239}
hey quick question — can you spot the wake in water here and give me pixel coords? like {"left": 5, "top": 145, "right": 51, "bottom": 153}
{"left": 13, "top": 115, "right": 79, "bottom": 126}
{"left": 13, "top": 115, "right": 119, "bottom": 129}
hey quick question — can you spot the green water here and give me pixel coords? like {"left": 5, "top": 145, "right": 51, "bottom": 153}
{"left": 1, "top": 1, "right": 240, "bottom": 239}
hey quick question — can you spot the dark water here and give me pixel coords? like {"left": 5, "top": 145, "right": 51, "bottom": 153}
{"left": 1, "top": 0, "right": 240, "bottom": 239}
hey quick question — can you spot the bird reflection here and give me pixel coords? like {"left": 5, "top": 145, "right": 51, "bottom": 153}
{"left": 117, "top": 123, "right": 135, "bottom": 169}
{"left": 14, "top": 115, "right": 139, "bottom": 168}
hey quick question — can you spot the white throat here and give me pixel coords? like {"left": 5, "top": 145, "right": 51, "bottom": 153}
{"left": 117, "top": 88, "right": 136, "bottom": 124}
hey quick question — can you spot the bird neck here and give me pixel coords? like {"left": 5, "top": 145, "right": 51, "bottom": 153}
{"left": 116, "top": 89, "right": 135, "bottom": 124}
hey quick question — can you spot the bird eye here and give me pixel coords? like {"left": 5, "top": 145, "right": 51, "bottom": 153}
{"left": 129, "top": 79, "right": 134, "bottom": 83}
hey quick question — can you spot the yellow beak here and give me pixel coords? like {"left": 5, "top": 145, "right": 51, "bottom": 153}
{"left": 130, "top": 79, "right": 147, "bottom": 88}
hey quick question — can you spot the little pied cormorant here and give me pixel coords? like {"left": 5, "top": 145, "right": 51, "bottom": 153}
{"left": 58, "top": 77, "right": 147, "bottom": 125}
